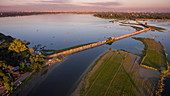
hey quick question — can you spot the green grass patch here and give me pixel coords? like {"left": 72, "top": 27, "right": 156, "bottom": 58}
{"left": 80, "top": 50, "right": 152, "bottom": 96}
{"left": 133, "top": 37, "right": 169, "bottom": 70}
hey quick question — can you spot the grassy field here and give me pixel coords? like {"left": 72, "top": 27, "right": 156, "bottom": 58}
{"left": 133, "top": 37, "right": 169, "bottom": 70}
{"left": 80, "top": 50, "right": 154, "bottom": 96}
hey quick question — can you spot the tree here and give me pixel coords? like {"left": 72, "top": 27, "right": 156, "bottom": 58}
{"left": 8, "top": 39, "right": 28, "bottom": 53}
{"left": 29, "top": 55, "right": 45, "bottom": 63}
{"left": 0, "top": 61, "right": 9, "bottom": 70}
{"left": 106, "top": 37, "right": 116, "bottom": 45}
{"left": 0, "top": 43, "right": 10, "bottom": 49}
{"left": 29, "top": 55, "right": 45, "bottom": 70}
{"left": 4, "top": 82, "right": 14, "bottom": 91}
{"left": 30, "top": 63, "right": 42, "bottom": 70}
{"left": 0, "top": 61, "right": 14, "bottom": 91}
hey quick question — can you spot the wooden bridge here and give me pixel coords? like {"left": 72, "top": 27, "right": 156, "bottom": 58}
{"left": 46, "top": 20, "right": 150, "bottom": 63}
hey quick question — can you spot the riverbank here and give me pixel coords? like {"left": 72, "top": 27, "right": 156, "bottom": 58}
{"left": 14, "top": 59, "right": 66, "bottom": 96}
{"left": 133, "top": 37, "right": 169, "bottom": 71}
{"left": 71, "top": 50, "right": 111, "bottom": 96}
{"left": 69, "top": 50, "right": 108, "bottom": 96}
{"left": 14, "top": 67, "right": 48, "bottom": 96}
{"left": 133, "top": 37, "right": 170, "bottom": 95}
{"left": 74, "top": 50, "right": 159, "bottom": 96}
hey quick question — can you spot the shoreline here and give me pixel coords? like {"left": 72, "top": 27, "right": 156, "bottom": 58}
{"left": 14, "top": 67, "right": 49, "bottom": 96}
{"left": 70, "top": 50, "right": 108, "bottom": 96}
{"left": 14, "top": 57, "right": 68, "bottom": 96}
{"left": 74, "top": 50, "right": 160, "bottom": 96}
{"left": 71, "top": 50, "right": 112, "bottom": 96}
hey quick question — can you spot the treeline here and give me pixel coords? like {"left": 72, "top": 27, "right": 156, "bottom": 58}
{"left": 94, "top": 12, "right": 170, "bottom": 19}
{"left": 0, "top": 33, "right": 45, "bottom": 92}
{"left": 0, "top": 12, "right": 62, "bottom": 17}
{"left": 0, "top": 12, "right": 97, "bottom": 17}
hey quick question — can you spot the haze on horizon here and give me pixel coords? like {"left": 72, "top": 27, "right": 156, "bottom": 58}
{"left": 0, "top": 0, "right": 170, "bottom": 12}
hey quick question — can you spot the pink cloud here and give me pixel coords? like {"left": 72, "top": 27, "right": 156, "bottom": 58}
{"left": 39, "top": 0, "right": 71, "bottom": 3}
{"left": 86, "top": 2, "right": 122, "bottom": 6}
{"left": 0, "top": 2, "right": 170, "bottom": 12}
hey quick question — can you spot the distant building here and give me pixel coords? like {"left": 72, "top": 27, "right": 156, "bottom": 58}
{"left": 34, "top": 50, "right": 42, "bottom": 55}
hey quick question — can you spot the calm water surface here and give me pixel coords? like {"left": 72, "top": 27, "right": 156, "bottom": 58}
{"left": 0, "top": 14, "right": 170, "bottom": 96}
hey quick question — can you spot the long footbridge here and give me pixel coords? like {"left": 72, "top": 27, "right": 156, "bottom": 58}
{"left": 47, "top": 28, "right": 150, "bottom": 59}
{"left": 45, "top": 20, "right": 151, "bottom": 65}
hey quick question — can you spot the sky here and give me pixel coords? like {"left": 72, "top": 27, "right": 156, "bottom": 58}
{"left": 0, "top": 0, "right": 170, "bottom": 12}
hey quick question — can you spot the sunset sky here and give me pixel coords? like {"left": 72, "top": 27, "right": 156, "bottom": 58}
{"left": 0, "top": 0, "right": 170, "bottom": 12}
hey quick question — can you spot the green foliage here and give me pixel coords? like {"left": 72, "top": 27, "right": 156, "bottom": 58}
{"left": 0, "top": 33, "right": 47, "bottom": 91}
{"left": 142, "top": 50, "right": 165, "bottom": 68}
{"left": 30, "top": 63, "right": 42, "bottom": 70}
{"left": 1, "top": 43, "right": 30, "bottom": 67}
{"left": 81, "top": 51, "right": 151, "bottom": 96}
{"left": 29, "top": 55, "right": 45, "bottom": 70}
{"left": 0, "top": 39, "right": 31, "bottom": 67}
{"left": 29, "top": 55, "right": 45, "bottom": 63}
{"left": 0, "top": 61, "right": 10, "bottom": 70}
{"left": 29, "top": 48, "right": 34, "bottom": 54}
{"left": 8, "top": 39, "right": 28, "bottom": 53}
{"left": 0, "top": 61, "right": 15, "bottom": 91}
{"left": 133, "top": 37, "right": 169, "bottom": 70}
{"left": 19, "top": 63, "right": 30, "bottom": 73}
{"left": 20, "top": 63, "right": 26, "bottom": 70}
{"left": 0, "top": 33, "right": 47, "bottom": 92}
{"left": 4, "top": 82, "right": 14, "bottom": 91}
{"left": 106, "top": 37, "right": 116, "bottom": 45}
{"left": 0, "top": 43, "right": 10, "bottom": 49}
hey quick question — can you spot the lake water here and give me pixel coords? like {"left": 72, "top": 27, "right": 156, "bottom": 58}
{"left": 0, "top": 14, "right": 170, "bottom": 96}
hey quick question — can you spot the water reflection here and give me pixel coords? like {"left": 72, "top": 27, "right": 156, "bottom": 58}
{"left": 0, "top": 14, "right": 170, "bottom": 96}
{"left": 28, "top": 47, "right": 106, "bottom": 96}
